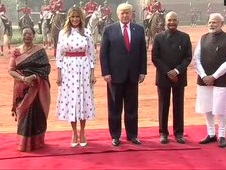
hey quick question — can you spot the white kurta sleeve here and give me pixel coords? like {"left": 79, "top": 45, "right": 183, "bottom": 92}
{"left": 56, "top": 30, "right": 64, "bottom": 69}
{"left": 86, "top": 29, "right": 95, "bottom": 69}
{"left": 193, "top": 39, "right": 207, "bottom": 78}
{"left": 194, "top": 39, "right": 226, "bottom": 79}
{"left": 212, "top": 61, "right": 226, "bottom": 79}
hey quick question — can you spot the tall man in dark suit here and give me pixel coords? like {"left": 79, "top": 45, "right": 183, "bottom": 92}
{"left": 100, "top": 3, "right": 147, "bottom": 146}
{"left": 152, "top": 11, "right": 192, "bottom": 144}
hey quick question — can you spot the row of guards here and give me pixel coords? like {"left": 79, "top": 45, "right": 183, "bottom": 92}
{"left": 0, "top": 0, "right": 165, "bottom": 55}
{"left": 0, "top": 0, "right": 165, "bottom": 32}
{"left": 0, "top": 0, "right": 113, "bottom": 31}
{"left": 0, "top": 0, "right": 165, "bottom": 34}
{"left": 0, "top": 0, "right": 114, "bottom": 56}
{"left": 0, "top": 0, "right": 164, "bottom": 57}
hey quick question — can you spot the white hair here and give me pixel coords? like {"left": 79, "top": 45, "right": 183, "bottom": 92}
{"left": 209, "top": 13, "right": 224, "bottom": 22}
{"left": 165, "top": 11, "right": 178, "bottom": 21}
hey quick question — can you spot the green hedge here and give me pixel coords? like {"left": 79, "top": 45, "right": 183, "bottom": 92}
{"left": 11, "top": 28, "right": 43, "bottom": 44}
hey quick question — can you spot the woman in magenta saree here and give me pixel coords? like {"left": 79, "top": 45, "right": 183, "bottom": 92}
{"left": 8, "top": 27, "right": 51, "bottom": 152}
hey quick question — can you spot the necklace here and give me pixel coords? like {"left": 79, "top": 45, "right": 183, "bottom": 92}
{"left": 22, "top": 44, "right": 34, "bottom": 53}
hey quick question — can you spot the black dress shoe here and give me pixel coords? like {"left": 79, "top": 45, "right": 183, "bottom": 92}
{"left": 131, "top": 138, "right": 141, "bottom": 145}
{"left": 112, "top": 139, "right": 120, "bottom": 146}
{"left": 175, "top": 135, "right": 185, "bottom": 144}
{"left": 218, "top": 137, "right": 226, "bottom": 148}
{"left": 160, "top": 135, "right": 169, "bottom": 144}
{"left": 199, "top": 135, "right": 217, "bottom": 144}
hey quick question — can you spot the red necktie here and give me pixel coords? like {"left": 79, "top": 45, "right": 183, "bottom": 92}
{"left": 123, "top": 24, "right": 130, "bottom": 51}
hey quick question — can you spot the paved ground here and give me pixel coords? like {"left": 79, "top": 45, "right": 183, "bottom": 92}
{"left": 0, "top": 25, "right": 223, "bottom": 133}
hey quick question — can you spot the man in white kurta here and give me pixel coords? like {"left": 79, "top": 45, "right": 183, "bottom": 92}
{"left": 194, "top": 13, "right": 226, "bottom": 148}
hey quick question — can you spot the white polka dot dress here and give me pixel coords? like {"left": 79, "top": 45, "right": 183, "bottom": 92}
{"left": 56, "top": 28, "right": 96, "bottom": 122}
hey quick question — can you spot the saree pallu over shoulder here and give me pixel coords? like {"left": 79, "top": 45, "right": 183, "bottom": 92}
{"left": 11, "top": 46, "right": 51, "bottom": 152}
{"left": 15, "top": 46, "right": 51, "bottom": 82}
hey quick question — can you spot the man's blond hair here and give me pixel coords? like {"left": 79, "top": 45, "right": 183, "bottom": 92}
{"left": 116, "top": 3, "right": 133, "bottom": 14}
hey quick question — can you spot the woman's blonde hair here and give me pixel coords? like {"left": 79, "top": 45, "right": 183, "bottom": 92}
{"left": 63, "top": 7, "right": 86, "bottom": 37}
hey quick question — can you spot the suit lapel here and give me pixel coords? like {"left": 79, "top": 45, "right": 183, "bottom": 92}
{"left": 130, "top": 23, "right": 136, "bottom": 51}
{"left": 116, "top": 22, "right": 123, "bottom": 37}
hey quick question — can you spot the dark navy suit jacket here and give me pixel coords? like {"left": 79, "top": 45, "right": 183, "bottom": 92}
{"left": 100, "top": 22, "right": 147, "bottom": 83}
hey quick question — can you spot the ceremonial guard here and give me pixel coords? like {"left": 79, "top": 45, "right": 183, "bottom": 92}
{"left": 0, "top": 0, "right": 10, "bottom": 28}
{"left": 50, "top": 0, "right": 65, "bottom": 13}
{"left": 144, "top": 0, "right": 163, "bottom": 19}
{"left": 17, "top": 1, "right": 34, "bottom": 28}
{"left": 143, "top": 0, "right": 163, "bottom": 33}
{"left": 84, "top": 0, "right": 99, "bottom": 26}
{"left": 38, "top": 0, "right": 52, "bottom": 34}
{"left": 84, "top": 0, "right": 98, "bottom": 16}
{"left": 0, "top": 0, "right": 6, "bottom": 15}
{"left": 101, "top": 0, "right": 111, "bottom": 20}
{"left": 49, "top": 0, "right": 65, "bottom": 26}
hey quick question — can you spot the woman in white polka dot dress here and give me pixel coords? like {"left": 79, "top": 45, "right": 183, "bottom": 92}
{"left": 56, "top": 7, "right": 96, "bottom": 147}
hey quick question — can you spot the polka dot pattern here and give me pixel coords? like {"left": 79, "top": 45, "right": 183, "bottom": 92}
{"left": 56, "top": 28, "right": 96, "bottom": 122}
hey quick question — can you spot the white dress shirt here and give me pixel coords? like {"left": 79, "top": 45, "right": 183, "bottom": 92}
{"left": 119, "top": 22, "right": 131, "bottom": 43}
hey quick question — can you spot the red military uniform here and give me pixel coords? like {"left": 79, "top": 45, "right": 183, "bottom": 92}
{"left": 18, "top": 5, "right": 34, "bottom": 29}
{"left": 41, "top": 4, "right": 52, "bottom": 19}
{"left": 148, "top": 1, "right": 162, "bottom": 13}
{"left": 153, "top": 2, "right": 162, "bottom": 11}
{"left": 41, "top": 5, "right": 52, "bottom": 15}
{"left": 101, "top": 6, "right": 111, "bottom": 19}
{"left": 0, "top": 3, "right": 6, "bottom": 15}
{"left": 0, "top": 3, "right": 9, "bottom": 26}
{"left": 84, "top": 1, "right": 98, "bottom": 15}
{"left": 144, "top": 1, "right": 162, "bottom": 19}
{"left": 38, "top": 3, "right": 52, "bottom": 34}
{"left": 19, "top": 6, "right": 32, "bottom": 15}
{"left": 50, "top": 0, "right": 64, "bottom": 12}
